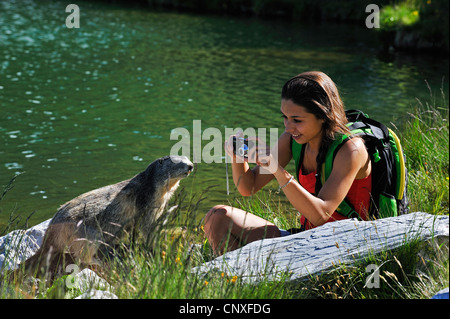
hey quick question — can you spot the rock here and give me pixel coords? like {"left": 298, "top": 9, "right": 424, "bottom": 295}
{"left": 394, "top": 30, "right": 434, "bottom": 51}
{"left": 70, "top": 268, "right": 118, "bottom": 299}
{"left": 0, "top": 221, "right": 119, "bottom": 299}
{"left": 75, "top": 289, "right": 119, "bottom": 299}
{"left": 71, "top": 268, "right": 111, "bottom": 292}
{"left": 0, "top": 218, "right": 51, "bottom": 271}
{"left": 193, "top": 212, "right": 449, "bottom": 284}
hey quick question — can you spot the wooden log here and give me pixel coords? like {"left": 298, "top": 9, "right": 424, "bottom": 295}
{"left": 193, "top": 212, "right": 449, "bottom": 283}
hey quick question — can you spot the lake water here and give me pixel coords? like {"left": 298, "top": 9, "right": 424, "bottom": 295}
{"left": 0, "top": 0, "right": 448, "bottom": 228}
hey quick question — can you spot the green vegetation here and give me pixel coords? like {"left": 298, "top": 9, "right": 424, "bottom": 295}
{"left": 380, "top": 1, "right": 421, "bottom": 30}
{"left": 378, "top": 0, "right": 449, "bottom": 51}
{"left": 1, "top": 95, "right": 448, "bottom": 299}
{"left": 397, "top": 83, "right": 449, "bottom": 215}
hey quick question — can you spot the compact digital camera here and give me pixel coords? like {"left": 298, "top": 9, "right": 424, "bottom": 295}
{"left": 233, "top": 137, "right": 254, "bottom": 158}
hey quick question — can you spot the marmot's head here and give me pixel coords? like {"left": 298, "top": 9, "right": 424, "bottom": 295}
{"left": 134, "top": 156, "right": 194, "bottom": 210}
{"left": 157, "top": 155, "right": 193, "bottom": 179}
{"left": 144, "top": 155, "right": 194, "bottom": 188}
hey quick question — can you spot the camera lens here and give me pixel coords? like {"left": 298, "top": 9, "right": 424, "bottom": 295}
{"left": 238, "top": 144, "right": 249, "bottom": 157}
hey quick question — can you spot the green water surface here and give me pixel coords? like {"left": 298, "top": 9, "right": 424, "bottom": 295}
{"left": 0, "top": 0, "right": 448, "bottom": 228}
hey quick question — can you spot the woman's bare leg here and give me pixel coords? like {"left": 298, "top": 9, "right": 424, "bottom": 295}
{"left": 204, "top": 205, "right": 281, "bottom": 254}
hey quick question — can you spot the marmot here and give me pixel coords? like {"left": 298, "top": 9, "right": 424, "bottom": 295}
{"left": 15, "top": 155, "right": 193, "bottom": 279}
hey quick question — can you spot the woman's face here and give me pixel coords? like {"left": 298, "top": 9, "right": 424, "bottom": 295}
{"left": 281, "top": 99, "right": 324, "bottom": 147}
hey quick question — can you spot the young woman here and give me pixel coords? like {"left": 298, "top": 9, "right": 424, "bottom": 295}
{"left": 203, "top": 71, "right": 372, "bottom": 255}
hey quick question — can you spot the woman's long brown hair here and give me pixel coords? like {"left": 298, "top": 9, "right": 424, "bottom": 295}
{"left": 281, "top": 71, "right": 351, "bottom": 168}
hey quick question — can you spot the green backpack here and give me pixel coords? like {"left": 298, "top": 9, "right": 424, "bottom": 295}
{"left": 292, "top": 109, "right": 409, "bottom": 220}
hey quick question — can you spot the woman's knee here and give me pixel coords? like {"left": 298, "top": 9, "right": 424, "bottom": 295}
{"left": 205, "top": 205, "right": 230, "bottom": 223}
{"left": 207, "top": 204, "right": 230, "bottom": 215}
{"left": 204, "top": 205, "right": 231, "bottom": 233}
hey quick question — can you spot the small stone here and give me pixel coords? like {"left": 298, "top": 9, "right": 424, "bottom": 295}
{"left": 75, "top": 289, "right": 118, "bottom": 299}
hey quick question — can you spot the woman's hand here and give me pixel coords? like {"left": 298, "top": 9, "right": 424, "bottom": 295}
{"left": 225, "top": 131, "right": 292, "bottom": 196}
{"left": 224, "top": 130, "right": 246, "bottom": 162}
{"left": 225, "top": 131, "right": 279, "bottom": 173}
{"left": 224, "top": 130, "right": 259, "bottom": 164}
{"left": 256, "top": 145, "right": 280, "bottom": 174}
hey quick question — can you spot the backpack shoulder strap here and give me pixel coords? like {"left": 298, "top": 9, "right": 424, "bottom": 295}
{"left": 321, "top": 132, "right": 352, "bottom": 184}
{"left": 291, "top": 132, "right": 361, "bottom": 219}
{"left": 291, "top": 137, "right": 305, "bottom": 182}
{"left": 388, "top": 128, "right": 406, "bottom": 200}
{"left": 317, "top": 132, "right": 361, "bottom": 219}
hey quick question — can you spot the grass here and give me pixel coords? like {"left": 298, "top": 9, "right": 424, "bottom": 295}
{"left": 396, "top": 82, "right": 449, "bottom": 215}
{"left": 0, "top": 90, "right": 448, "bottom": 299}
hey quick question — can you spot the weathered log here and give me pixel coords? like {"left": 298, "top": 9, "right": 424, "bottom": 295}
{"left": 193, "top": 212, "right": 449, "bottom": 283}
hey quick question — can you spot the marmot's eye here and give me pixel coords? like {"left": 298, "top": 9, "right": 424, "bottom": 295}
{"left": 159, "top": 159, "right": 163, "bottom": 164}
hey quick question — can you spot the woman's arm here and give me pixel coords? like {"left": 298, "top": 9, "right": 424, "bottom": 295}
{"left": 271, "top": 137, "right": 370, "bottom": 226}
{"left": 226, "top": 132, "right": 293, "bottom": 196}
